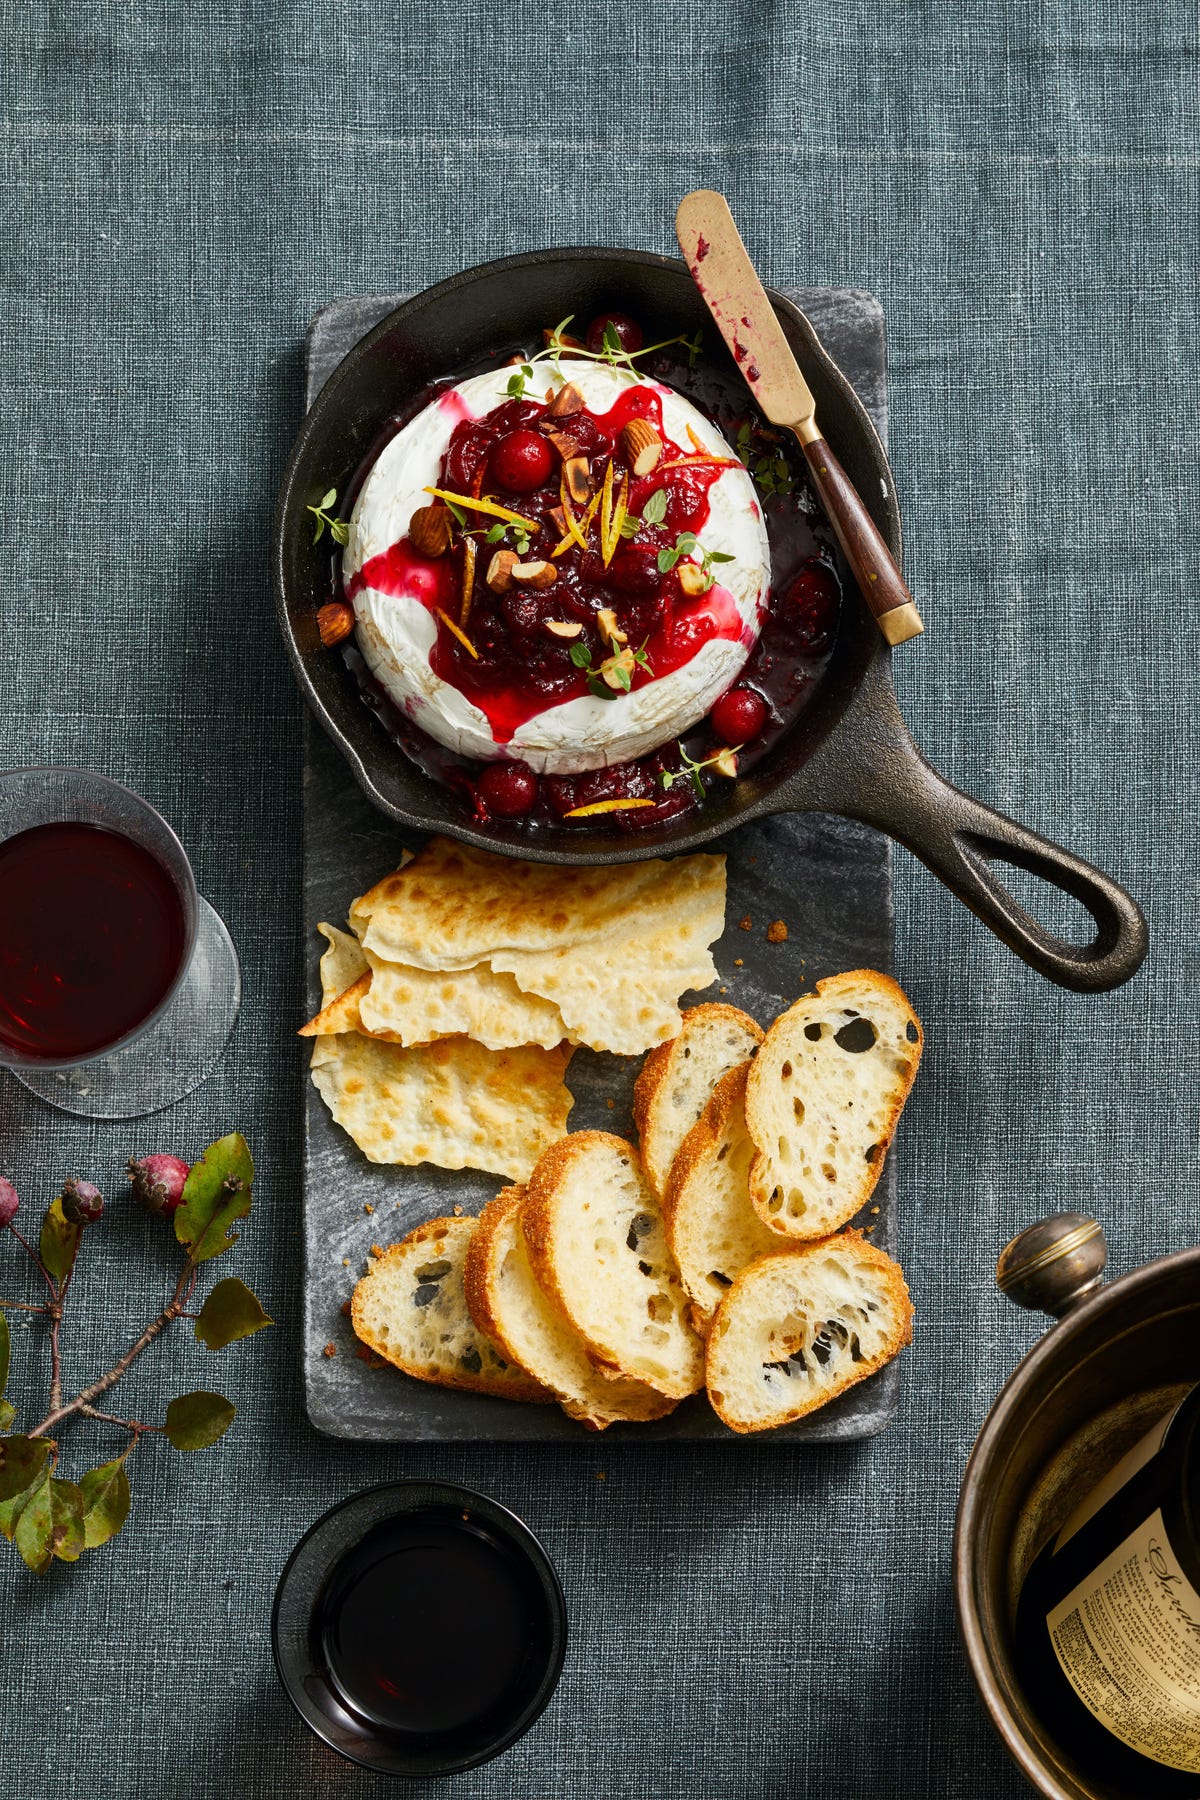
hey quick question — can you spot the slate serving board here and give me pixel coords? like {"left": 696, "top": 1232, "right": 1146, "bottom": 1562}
{"left": 301, "top": 287, "right": 898, "bottom": 1442}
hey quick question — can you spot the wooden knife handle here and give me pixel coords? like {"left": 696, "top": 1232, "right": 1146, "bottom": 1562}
{"left": 798, "top": 435, "right": 923, "bottom": 646}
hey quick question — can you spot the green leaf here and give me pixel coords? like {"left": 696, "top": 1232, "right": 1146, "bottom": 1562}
{"left": 174, "top": 1134, "right": 255, "bottom": 1264}
{"left": 14, "top": 1470, "right": 52, "bottom": 1573}
{"left": 194, "top": 1278, "right": 273, "bottom": 1351}
{"left": 568, "top": 642, "right": 592, "bottom": 669}
{"left": 656, "top": 546, "right": 678, "bottom": 573}
{"left": 0, "top": 1308, "right": 8, "bottom": 1397}
{"left": 48, "top": 1479, "right": 85, "bottom": 1563}
{"left": 708, "top": 550, "right": 735, "bottom": 564}
{"left": 39, "top": 1198, "right": 81, "bottom": 1285}
{"left": 0, "top": 1401, "right": 15, "bottom": 1432}
{"left": 164, "top": 1391, "right": 236, "bottom": 1451}
{"left": 319, "top": 488, "right": 337, "bottom": 509}
{"left": 310, "top": 512, "right": 326, "bottom": 543}
{"left": 0, "top": 1434, "right": 52, "bottom": 1503}
{"left": 642, "top": 488, "right": 667, "bottom": 525}
{"left": 444, "top": 497, "right": 467, "bottom": 527}
{"left": 0, "top": 1477, "right": 35, "bottom": 1542}
{"left": 484, "top": 522, "right": 505, "bottom": 544}
{"left": 330, "top": 520, "right": 349, "bottom": 546}
{"left": 80, "top": 1458, "right": 131, "bottom": 1549}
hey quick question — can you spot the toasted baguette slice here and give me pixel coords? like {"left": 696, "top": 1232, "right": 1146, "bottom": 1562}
{"left": 351, "top": 1216, "right": 551, "bottom": 1403}
{"left": 705, "top": 1232, "right": 913, "bottom": 1433}
{"left": 633, "top": 1003, "right": 764, "bottom": 1200}
{"left": 523, "top": 1132, "right": 704, "bottom": 1400}
{"left": 663, "top": 1062, "right": 782, "bottom": 1335}
{"left": 744, "top": 970, "right": 922, "bottom": 1239}
{"left": 464, "top": 1186, "right": 676, "bottom": 1430}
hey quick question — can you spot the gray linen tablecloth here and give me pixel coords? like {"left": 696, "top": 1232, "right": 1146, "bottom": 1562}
{"left": 0, "top": 4, "right": 1196, "bottom": 1796}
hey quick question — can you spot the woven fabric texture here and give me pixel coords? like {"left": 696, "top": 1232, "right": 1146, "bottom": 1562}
{"left": 0, "top": 3, "right": 1196, "bottom": 1796}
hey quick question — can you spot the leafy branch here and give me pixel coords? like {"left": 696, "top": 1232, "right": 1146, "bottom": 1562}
{"left": 661, "top": 740, "right": 741, "bottom": 798}
{"left": 308, "top": 488, "right": 349, "bottom": 546}
{"left": 0, "top": 1136, "right": 271, "bottom": 1575}
{"left": 535, "top": 316, "right": 702, "bottom": 382}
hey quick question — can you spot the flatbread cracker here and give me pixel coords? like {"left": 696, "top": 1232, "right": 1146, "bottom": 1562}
{"left": 309, "top": 1033, "right": 574, "bottom": 1180}
{"left": 357, "top": 950, "right": 569, "bottom": 1051}
{"left": 351, "top": 838, "right": 702, "bottom": 971}
{"left": 316, "top": 921, "right": 368, "bottom": 1003}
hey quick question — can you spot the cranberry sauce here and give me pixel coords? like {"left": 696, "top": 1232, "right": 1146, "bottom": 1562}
{"left": 316, "top": 1508, "right": 554, "bottom": 1745}
{"left": 0, "top": 822, "right": 187, "bottom": 1058}
{"left": 329, "top": 321, "right": 841, "bottom": 836}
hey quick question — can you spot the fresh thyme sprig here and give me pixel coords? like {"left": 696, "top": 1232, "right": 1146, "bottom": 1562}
{"left": 656, "top": 532, "right": 735, "bottom": 591}
{"left": 735, "top": 422, "right": 796, "bottom": 500}
{"left": 569, "top": 635, "right": 653, "bottom": 698}
{"left": 308, "top": 488, "right": 349, "bottom": 546}
{"left": 482, "top": 518, "right": 535, "bottom": 557}
{"left": 535, "top": 316, "right": 703, "bottom": 382}
{"left": 661, "top": 741, "right": 742, "bottom": 798}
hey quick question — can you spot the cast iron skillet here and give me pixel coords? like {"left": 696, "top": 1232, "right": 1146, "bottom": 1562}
{"left": 274, "top": 249, "right": 1147, "bottom": 994}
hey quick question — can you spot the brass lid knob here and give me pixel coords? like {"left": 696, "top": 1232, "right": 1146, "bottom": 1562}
{"left": 996, "top": 1213, "right": 1108, "bottom": 1317}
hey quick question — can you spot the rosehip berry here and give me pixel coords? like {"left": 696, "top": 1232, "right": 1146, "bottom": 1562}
{"left": 0, "top": 1178, "right": 18, "bottom": 1227}
{"left": 586, "top": 311, "right": 644, "bottom": 355}
{"left": 127, "top": 1153, "right": 190, "bottom": 1216}
{"left": 490, "top": 429, "right": 553, "bottom": 494}
{"left": 60, "top": 1177, "right": 104, "bottom": 1225}
{"left": 477, "top": 761, "right": 539, "bottom": 818}
{"left": 711, "top": 686, "right": 769, "bottom": 745}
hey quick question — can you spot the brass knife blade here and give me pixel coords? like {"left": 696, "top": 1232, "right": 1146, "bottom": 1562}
{"left": 675, "top": 189, "right": 819, "bottom": 441}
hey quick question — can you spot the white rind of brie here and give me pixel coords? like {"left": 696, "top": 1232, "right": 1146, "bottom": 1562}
{"left": 344, "top": 362, "right": 771, "bottom": 773}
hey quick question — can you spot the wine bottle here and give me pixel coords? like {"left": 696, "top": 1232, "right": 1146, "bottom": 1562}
{"left": 1013, "top": 1383, "right": 1200, "bottom": 1797}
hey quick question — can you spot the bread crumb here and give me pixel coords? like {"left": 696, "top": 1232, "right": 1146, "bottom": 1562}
{"left": 340, "top": 1299, "right": 353, "bottom": 1317}
{"left": 739, "top": 915, "right": 753, "bottom": 931}
{"left": 356, "top": 1344, "right": 385, "bottom": 1367}
{"left": 341, "top": 1257, "right": 350, "bottom": 1267}
{"left": 870, "top": 1206, "right": 880, "bottom": 1215}
{"left": 322, "top": 1342, "right": 337, "bottom": 1358}
{"left": 370, "top": 1243, "right": 385, "bottom": 1258}
{"left": 767, "top": 920, "right": 788, "bottom": 943}
{"left": 734, "top": 958, "right": 744, "bottom": 967}
{"left": 719, "top": 985, "right": 727, "bottom": 994}
{"left": 606, "top": 1098, "right": 615, "bottom": 1110}
{"left": 363, "top": 1202, "right": 374, "bottom": 1214}
{"left": 595, "top": 1471, "right": 607, "bottom": 1482}
{"left": 453, "top": 1204, "right": 464, "bottom": 1216}
{"left": 747, "top": 856, "right": 757, "bottom": 864}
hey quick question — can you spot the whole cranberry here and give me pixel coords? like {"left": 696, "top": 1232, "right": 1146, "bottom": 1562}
{"left": 586, "top": 311, "right": 644, "bottom": 356}
{"left": 490, "top": 429, "right": 553, "bottom": 494}
{"left": 785, "top": 559, "right": 839, "bottom": 651}
{"left": 477, "top": 762, "right": 539, "bottom": 818}
{"left": 128, "top": 1153, "right": 190, "bottom": 1215}
{"left": 60, "top": 1177, "right": 104, "bottom": 1225}
{"left": 0, "top": 1178, "right": 18, "bottom": 1227}
{"left": 711, "top": 687, "right": 769, "bottom": 745}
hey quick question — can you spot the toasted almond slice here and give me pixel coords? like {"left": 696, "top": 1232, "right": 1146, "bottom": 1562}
{"left": 620, "top": 419, "right": 663, "bottom": 477}
{"left": 546, "top": 619, "right": 583, "bottom": 639}
{"left": 487, "top": 549, "right": 519, "bottom": 592}
{"left": 511, "top": 560, "right": 558, "bottom": 589}
{"left": 563, "top": 457, "right": 592, "bottom": 507}
{"left": 435, "top": 608, "right": 480, "bottom": 658}
{"left": 564, "top": 798, "right": 657, "bottom": 817}
{"left": 544, "top": 380, "right": 585, "bottom": 419}
{"left": 712, "top": 746, "right": 739, "bottom": 778}
{"left": 596, "top": 607, "right": 627, "bottom": 648}
{"left": 547, "top": 431, "right": 581, "bottom": 462}
{"left": 677, "top": 562, "right": 713, "bottom": 597}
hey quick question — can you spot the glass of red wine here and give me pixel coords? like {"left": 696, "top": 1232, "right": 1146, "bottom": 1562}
{"left": 0, "top": 768, "right": 241, "bottom": 1119}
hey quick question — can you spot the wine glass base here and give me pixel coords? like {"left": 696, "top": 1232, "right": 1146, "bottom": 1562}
{"left": 12, "top": 898, "right": 241, "bottom": 1120}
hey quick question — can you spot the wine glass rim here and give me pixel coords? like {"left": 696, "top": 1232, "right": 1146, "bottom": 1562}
{"left": 0, "top": 764, "right": 201, "bottom": 1069}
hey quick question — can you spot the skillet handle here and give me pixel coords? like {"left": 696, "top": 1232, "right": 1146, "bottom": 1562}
{"left": 805, "top": 681, "right": 1149, "bottom": 993}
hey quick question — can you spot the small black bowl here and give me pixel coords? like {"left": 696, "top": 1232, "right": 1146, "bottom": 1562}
{"left": 271, "top": 1481, "right": 567, "bottom": 1779}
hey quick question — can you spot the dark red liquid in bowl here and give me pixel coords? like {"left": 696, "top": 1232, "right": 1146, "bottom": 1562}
{"left": 317, "top": 1509, "right": 553, "bottom": 1745}
{"left": 0, "top": 822, "right": 187, "bottom": 1058}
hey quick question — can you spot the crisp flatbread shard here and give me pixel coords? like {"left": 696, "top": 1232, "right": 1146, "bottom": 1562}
{"left": 351, "top": 836, "right": 724, "bottom": 972}
{"left": 356, "top": 949, "right": 569, "bottom": 1051}
{"left": 309, "top": 1032, "right": 574, "bottom": 1181}
{"left": 307, "top": 927, "right": 574, "bottom": 1180}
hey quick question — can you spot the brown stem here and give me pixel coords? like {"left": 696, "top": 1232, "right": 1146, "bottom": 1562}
{"left": 79, "top": 1405, "right": 160, "bottom": 1436}
{"left": 47, "top": 1299, "right": 63, "bottom": 1413}
{"left": 0, "top": 1299, "right": 48, "bottom": 1314}
{"left": 6, "top": 1225, "right": 57, "bottom": 1301}
{"left": 28, "top": 1261, "right": 193, "bottom": 1439}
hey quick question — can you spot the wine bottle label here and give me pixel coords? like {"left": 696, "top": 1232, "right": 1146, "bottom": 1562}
{"left": 1047, "top": 1508, "right": 1200, "bottom": 1772}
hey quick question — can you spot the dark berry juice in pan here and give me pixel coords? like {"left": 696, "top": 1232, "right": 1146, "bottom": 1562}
{"left": 0, "top": 822, "right": 187, "bottom": 1058}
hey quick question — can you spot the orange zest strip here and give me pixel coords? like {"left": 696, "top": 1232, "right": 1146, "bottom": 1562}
{"left": 563, "top": 798, "right": 657, "bottom": 817}
{"left": 558, "top": 470, "right": 589, "bottom": 552}
{"left": 656, "top": 456, "right": 739, "bottom": 473}
{"left": 599, "top": 460, "right": 616, "bottom": 567}
{"left": 424, "top": 487, "right": 539, "bottom": 530}
{"left": 435, "top": 608, "right": 479, "bottom": 659}
{"left": 552, "top": 488, "right": 601, "bottom": 558}
{"left": 686, "top": 425, "right": 707, "bottom": 453}
{"left": 608, "top": 473, "right": 630, "bottom": 558}
{"left": 459, "top": 535, "right": 477, "bottom": 627}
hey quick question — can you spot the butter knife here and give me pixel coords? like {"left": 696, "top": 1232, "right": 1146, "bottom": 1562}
{"left": 675, "top": 189, "right": 923, "bottom": 647}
